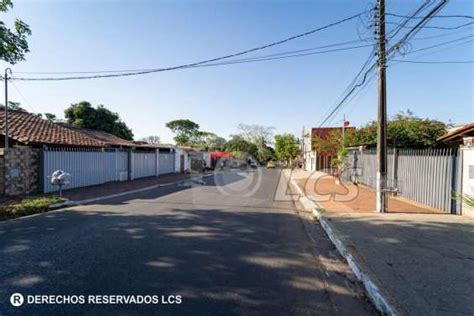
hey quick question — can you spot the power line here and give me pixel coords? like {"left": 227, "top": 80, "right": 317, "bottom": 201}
{"left": 391, "top": 59, "right": 474, "bottom": 64}
{"left": 411, "top": 26, "right": 473, "bottom": 40}
{"left": 386, "top": 0, "right": 434, "bottom": 40}
{"left": 14, "top": 39, "right": 373, "bottom": 75}
{"left": 402, "top": 34, "right": 473, "bottom": 55}
{"left": 9, "top": 81, "right": 36, "bottom": 113}
{"left": 386, "top": 12, "right": 474, "bottom": 19}
{"left": 317, "top": 0, "right": 449, "bottom": 128}
{"left": 10, "top": 11, "right": 366, "bottom": 81}
{"left": 316, "top": 48, "right": 376, "bottom": 127}
{"left": 9, "top": 43, "right": 375, "bottom": 81}
{"left": 318, "top": 62, "right": 377, "bottom": 128}
{"left": 400, "top": 38, "right": 473, "bottom": 60}
{"left": 386, "top": 21, "right": 474, "bottom": 30}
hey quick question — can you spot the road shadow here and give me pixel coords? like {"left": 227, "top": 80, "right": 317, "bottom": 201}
{"left": 0, "top": 204, "right": 374, "bottom": 315}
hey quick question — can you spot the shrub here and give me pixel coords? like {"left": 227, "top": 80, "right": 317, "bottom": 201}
{"left": 11, "top": 196, "right": 63, "bottom": 216}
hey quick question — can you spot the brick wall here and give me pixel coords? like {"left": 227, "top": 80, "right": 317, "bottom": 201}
{"left": 0, "top": 146, "right": 40, "bottom": 196}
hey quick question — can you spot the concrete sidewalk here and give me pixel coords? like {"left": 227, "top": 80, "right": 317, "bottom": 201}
{"left": 60, "top": 172, "right": 206, "bottom": 202}
{"left": 289, "top": 169, "right": 474, "bottom": 315}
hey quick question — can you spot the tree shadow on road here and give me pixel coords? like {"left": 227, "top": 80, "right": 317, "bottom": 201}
{"left": 0, "top": 203, "right": 376, "bottom": 315}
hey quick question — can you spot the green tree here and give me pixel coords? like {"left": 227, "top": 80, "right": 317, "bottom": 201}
{"left": 202, "top": 134, "right": 227, "bottom": 151}
{"left": 44, "top": 113, "right": 57, "bottom": 122}
{"left": 274, "top": 134, "right": 299, "bottom": 164}
{"left": 255, "top": 136, "right": 274, "bottom": 162}
{"left": 236, "top": 124, "right": 275, "bottom": 161}
{"left": 166, "top": 119, "right": 200, "bottom": 146}
{"left": 348, "top": 110, "right": 448, "bottom": 148}
{"left": 0, "top": 101, "right": 26, "bottom": 112}
{"left": 225, "top": 135, "right": 258, "bottom": 157}
{"left": 1, "top": 0, "right": 31, "bottom": 64}
{"left": 64, "top": 101, "right": 134, "bottom": 140}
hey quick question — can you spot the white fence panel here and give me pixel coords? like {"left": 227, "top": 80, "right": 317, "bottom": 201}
{"left": 42, "top": 148, "right": 129, "bottom": 193}
{"left": 159, "top": 152, "right": 175, "bottom": 175}
{"left": 132, "top": 152, "right": 157, "bottom": 179}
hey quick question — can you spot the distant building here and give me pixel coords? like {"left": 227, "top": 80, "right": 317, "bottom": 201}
{"left": 303, "top": 126, "right": 355, "bottom": 172}
{"left": 438, "top": 122, "right": 474, "bottom": 147}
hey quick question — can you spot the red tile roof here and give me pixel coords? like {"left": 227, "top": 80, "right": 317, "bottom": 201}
{"left": 57, "top": 123, "right": 135, "bottom": 147}
{"left": 0, "top": 110, "right": 104, "bottom": 147}
{"left": 0, "top": 110, "right": 162, "bottom": 148}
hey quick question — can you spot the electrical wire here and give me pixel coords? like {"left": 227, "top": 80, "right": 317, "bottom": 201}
{"left": 391, "top": 59, "right": 474, "bottom": 63}
{"left": 386, "top": 21, "right": 474, "bottom": 30}
{"left": 400, "top": 34, "right": 473, "bottom": 55}
{"left": 316, "top": 0, "right": 450, "bottom": 128}
{"left": 14, "top": 39, "right": 373, "bottom": 75}
{"left": 9, "top": 81, "right": 36, "bottom": 112}
{"left": 9, "top": 43, "right": 375, "bottom": 81}
{"left": 9, "top": 11, "right": 366, "bottom": 81}
{"left": 386, "top": 12, "right": 474, "bottom": 20}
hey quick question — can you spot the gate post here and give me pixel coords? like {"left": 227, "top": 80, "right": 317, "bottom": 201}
{"left": 392, "top": 148, "right": 399, "bottom": 195}
{"left": 155, "top": 148, "right": 160, "bottom": 177}
{"left": 128, "top": 148, "right": 134, "bottom": 181}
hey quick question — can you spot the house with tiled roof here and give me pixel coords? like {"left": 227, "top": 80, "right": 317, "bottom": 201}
{"left": 0, "top": 110, "right": 167, "bottom": 150}
{"left": 0, "top": 110, "right": 182, "bottom": 196}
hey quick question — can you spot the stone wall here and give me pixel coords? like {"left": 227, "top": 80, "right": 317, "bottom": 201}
{"left": 0, "top": 146, "right": 40, "bottom": 196}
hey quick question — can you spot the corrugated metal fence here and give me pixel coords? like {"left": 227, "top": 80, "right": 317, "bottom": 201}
{"left": 42, "top": 148, "right": 176, "bottom": 193}
{"left": 132, "top": 152, "right": 157, "bottom": 179}
{"left": 342, "top": 148, "right": 462, "bottom": 214}
{"left": 158, "top": 152, "right": 175, "bottom": 175}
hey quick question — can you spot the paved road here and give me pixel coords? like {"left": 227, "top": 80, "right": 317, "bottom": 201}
{"left": 0, "top": 168, "right": 375, "bottom": 315}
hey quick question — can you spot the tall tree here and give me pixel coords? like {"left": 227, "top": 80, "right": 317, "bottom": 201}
{"left": 274, "top": 134, "right": 299, "bottom": 164}
{"left": 64, "top": 101, "right": 134, "bottom": 140}
{"left": 0, "top": 0, "right": 31, "bottom": 64}
{"left": 225, "top": 135, "right": 258, "bottom": 158}
{"left": 237, "top": 123, "right": 274, "bottom": 161}
{"left": 348, "top": 110, "right": 448, "bottom": 147}
{"left": 166, "top": 119, "right": 200, "bottom": 146}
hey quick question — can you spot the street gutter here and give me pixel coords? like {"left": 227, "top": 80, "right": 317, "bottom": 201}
{"left": 286, "top": 170, "right": 398, "bottom": 316}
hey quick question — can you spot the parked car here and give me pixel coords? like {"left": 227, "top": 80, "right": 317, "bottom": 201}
{"left": 266, "top": 161, "right": 275, "bottom": 169}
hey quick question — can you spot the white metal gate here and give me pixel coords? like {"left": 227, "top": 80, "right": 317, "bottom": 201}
{"left": 42, "top": 148, "right": 128, "bottom": 193}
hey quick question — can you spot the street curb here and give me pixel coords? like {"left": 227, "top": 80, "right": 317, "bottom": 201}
{"left": 1, "top": 174, "right": 214, "bottom": 224}
{"left": 286, "top": 171, "right": 398, "bottom": 316}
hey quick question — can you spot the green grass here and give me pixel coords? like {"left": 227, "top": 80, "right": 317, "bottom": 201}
{"left": 0, "top": 196, "right": 63, "bottom": 219}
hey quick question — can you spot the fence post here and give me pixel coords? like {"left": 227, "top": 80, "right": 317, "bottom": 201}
{"left": 450, "top": 148, "right": 461, "bottom": 214}
{"left": 128, "top": 148, "right": 134, "bottom": 181}
{"left": 392, "top": 148, "right": 399, "bottom": 195}
{"left": 155, "top": 148, "right": 160, "bottom": 177}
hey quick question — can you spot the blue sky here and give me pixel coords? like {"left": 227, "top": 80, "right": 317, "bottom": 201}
{"left": 2, "top": 0, "right": 473, "bottom": 143}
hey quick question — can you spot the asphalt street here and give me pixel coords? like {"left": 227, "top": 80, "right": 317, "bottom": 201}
{"left": 0, "top": 168, "right": 375, "bottom": 315}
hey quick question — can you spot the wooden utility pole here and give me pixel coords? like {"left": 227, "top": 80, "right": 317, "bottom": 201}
{"left": 376, "top": 0, "right": 387, "bottom": 213}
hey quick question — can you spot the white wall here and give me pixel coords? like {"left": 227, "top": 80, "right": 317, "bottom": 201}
{"left": 461, "top": 146, "right": 474, "bottom": 217}
{"left": 175, "top": 149, "right": 190, "bottom": 173}
{"left": 304, "top": 151, "right": 316, "bottom": 171}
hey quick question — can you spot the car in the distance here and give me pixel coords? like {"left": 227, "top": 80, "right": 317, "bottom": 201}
{"left": 266, "top": 161, "right": 275, "bottom": 169}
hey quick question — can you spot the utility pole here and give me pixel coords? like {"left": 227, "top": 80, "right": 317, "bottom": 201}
{"left": 376, "top": 0, "right": 387, "bottom": 213}
{"left": 4, "top": 68, "right": 11, "bottom": 149}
